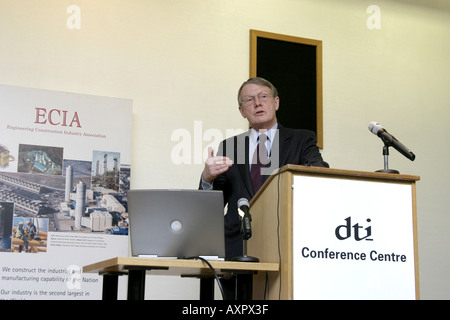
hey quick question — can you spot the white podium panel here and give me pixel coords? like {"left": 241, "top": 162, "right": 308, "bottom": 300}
{"left": 292, "top": 175, "right": 416, "bottom": 299}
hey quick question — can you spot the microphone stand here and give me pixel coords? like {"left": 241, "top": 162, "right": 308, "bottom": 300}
{"left": 231, "top": 211, "right": 259, "bottom": 263}
{"left": 376, "top": 144, "right": 399, "bottom": 174}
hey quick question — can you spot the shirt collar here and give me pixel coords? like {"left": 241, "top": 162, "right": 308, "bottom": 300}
{"left": 249, "top": 122, "right": 278, "bottom": 142}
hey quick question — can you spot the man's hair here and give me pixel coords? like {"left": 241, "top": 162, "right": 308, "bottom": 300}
{"left": 237, "top": 77, "right": 279, "bottom": 106}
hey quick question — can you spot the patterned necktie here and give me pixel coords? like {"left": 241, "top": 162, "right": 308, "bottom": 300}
{"left": 250, "top": 134, "right": 269, "bottom": 193}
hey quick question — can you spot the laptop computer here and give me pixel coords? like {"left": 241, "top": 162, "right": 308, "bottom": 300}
{"left": 127, "top": 189, "right": 225, "bottom": 259}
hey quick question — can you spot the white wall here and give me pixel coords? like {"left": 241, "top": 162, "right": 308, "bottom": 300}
{"left": 0, "top": 0, "right": 449, "bottom": 299}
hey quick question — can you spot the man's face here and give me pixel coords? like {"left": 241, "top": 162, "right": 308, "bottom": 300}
{"left": 239, "top": 83, "right": 279, "bottom": 131}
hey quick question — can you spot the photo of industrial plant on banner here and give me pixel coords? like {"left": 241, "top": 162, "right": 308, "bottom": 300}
{"left": 0, "top": 85, "right": 132, "bottom": 299}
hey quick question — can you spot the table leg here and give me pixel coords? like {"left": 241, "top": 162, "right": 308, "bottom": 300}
{"left": 100, "top": 272, "right": 124, "bottom": 300}
{"left": 199, "top": 277, "right": 215, "bottom": 300}
{"left": 127, "top": 269, "right": 146, "bottom": 300}
{"left": 235, "top": 273, "right": 254, "bottom": 300}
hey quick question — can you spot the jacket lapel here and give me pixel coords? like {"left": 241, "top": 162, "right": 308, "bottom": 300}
{"left": 262, "top": 124, "right": 290, "bottom": 180}
{"left": 235, "top": 124, "right": 291, "bottom": 196}
{"left": 237, "top": 134, "right": 255, "bottom": 196}
{"left": 276, "top": 124, "right": 290, "bottom": 167}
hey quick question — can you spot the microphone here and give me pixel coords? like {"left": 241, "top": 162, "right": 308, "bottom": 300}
{"left": 237, "top": 198, "right": 252, "bottom": 240}
{"left": 368, "top": 122, "right": 416, "bottom": 161}
{"left": 231, "top": 198, "right": 259, "bottom": 262}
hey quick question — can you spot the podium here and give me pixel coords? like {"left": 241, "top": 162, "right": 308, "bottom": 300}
{"left": 248, "top": 165, "right": 420, "bottom": 300}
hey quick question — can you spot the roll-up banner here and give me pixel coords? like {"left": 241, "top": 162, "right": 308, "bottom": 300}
{"left": 0, "top": 85, "right": 131, "bottom": 299}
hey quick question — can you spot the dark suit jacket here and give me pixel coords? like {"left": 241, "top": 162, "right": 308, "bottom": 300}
{"left": 200, "top": 124, "right": 329, "bottom": 260}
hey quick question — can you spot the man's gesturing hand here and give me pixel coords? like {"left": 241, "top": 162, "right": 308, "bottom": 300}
{"left": 202, "top": 147, "right": 233, "bottom": 183}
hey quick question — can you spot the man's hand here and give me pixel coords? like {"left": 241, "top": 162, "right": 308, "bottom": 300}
{"left": 202, "top": 146, "right": 233, "bottom": 183}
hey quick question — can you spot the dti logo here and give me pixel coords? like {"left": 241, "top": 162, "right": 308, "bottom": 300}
{"left": 335, "top": 217, "right": 373, "bottom": 241}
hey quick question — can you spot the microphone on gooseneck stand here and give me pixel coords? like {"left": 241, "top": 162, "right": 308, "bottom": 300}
{"left": 231, "top": 198, "right": 259, "bottom": 262}
{"left": 368, "top": 122, "right": 416, "bottom": 161}
{"left": 368, "top": 121, "right": 416, "bottom": 174}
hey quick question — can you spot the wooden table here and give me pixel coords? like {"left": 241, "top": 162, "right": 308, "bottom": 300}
{"left": 83, "top": 257, "right": 279, "bottom": 300}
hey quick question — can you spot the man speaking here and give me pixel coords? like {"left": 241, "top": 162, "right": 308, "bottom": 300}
{"left": 200, "top": 77, "right": 329, "bottom": 264}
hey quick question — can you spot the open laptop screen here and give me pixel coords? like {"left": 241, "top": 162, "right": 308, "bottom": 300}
{"left": 127, "top": 189, "right": 225, "bottom": 259}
